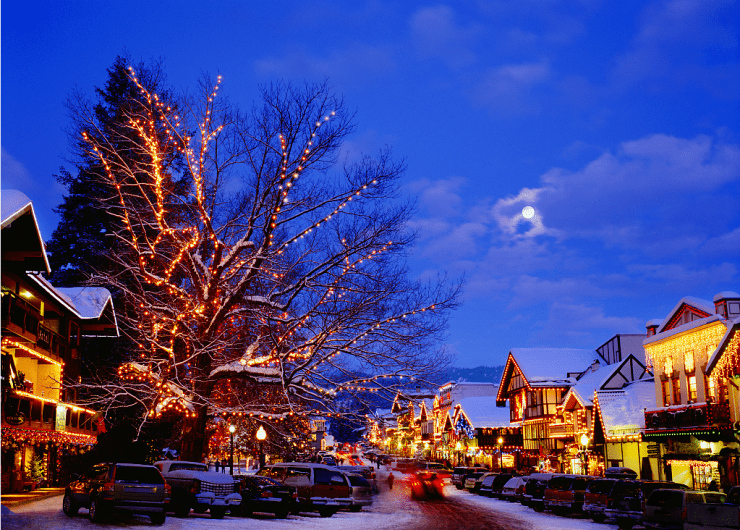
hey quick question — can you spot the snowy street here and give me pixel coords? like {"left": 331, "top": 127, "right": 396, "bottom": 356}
{"left": 2, "top": 469, "right": 619, "bottom": 530}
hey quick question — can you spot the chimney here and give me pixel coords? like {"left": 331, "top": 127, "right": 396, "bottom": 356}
{"left": 591, "top": 359, "right": 600, "bottom": 372}
{"left": 646, "top": 319, "right": 661, "bottom": 337}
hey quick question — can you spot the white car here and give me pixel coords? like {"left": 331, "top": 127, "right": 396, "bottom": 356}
{"left": 500, "top": 476, "right": 526, "bottom": 501}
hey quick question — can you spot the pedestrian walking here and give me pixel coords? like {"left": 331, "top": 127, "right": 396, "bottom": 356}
{"left": 215, "top": 460, "right": 220, "bottom": 472}
{"left": 387, "top": 472, "right": 394, "bottom": 490}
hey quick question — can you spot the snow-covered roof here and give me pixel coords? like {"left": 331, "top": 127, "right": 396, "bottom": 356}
{"left": 596, "top": 379, "right": 655, "bottom": 437}
{"left": 28, "top": 274, "right": 117, "bottom": 328}
{"left": 656, "top": 296, "right": 715, "bottom": 334}
{"left": 1, "top": 189, "right": 51, "bottom": 274}
{"left": 714, "top": 291, "right": 740, "bottom": 303}
{"left": 564, "top": 362, "right": 623, "bottom": 407}
{"left": 706, "top": 317, "right": 740, "bottom": 375}
{"left": 455, "top": 396, "right": 512, "bottom": 429}
{"left": 509, "top": 348, "right": 601, "bottom": 385}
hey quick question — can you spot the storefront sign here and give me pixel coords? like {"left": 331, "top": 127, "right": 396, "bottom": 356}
{"left": 55, "top": 405, "right": 67, "bottom": 432}
{"left": 5, "top": 413, "right": 25, "bottom": 426}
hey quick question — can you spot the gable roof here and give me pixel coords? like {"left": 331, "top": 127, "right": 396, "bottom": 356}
{"left": 454, "top": 396, "right": 511, "bottom": 429}
{"left": 657, "top": 296, "right": 715, "bottom": 333}
{"left": 497, "top": 347, "right": 601, "bottom": 402}
{"left": 1, "top": 189, "right": 51, "bottom": 274}
{"left": 595, "top": 379, "right": 655, "bottom": 439}
{"left": 561, "top": 355, "right": 651, "bottom": 410}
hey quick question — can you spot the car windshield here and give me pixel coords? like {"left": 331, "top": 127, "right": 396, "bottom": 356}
{"left": 548, "top": 477, "right": 573, "bottom": 491}
{"left": 587, "top": 479, "right": 616, "bottom": 494}
{"left": 114, "top": 466, "right": 163, "bottom": 484}
{"left": 168, "top": 463, "right": 208, "bottom": 472}
{"left": 347, "top": 475, "right": 370, "bottom": 487}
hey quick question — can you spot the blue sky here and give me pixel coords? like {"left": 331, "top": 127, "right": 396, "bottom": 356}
{"left": 3, "top": 0, "right": 739, "bottom": 368}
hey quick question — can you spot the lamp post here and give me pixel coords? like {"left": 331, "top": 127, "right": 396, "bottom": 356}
{"left": 580, "top": 434, "right": 590, "bottom": 475}
{"left": 497, "top": 437, "right": 504, "bottom": 471}
{"left": 229, "top": 424, "right": 236, "bottom": 476}
{"left": 256, "top": 425, "right": 267, "bottom": 469}
{"left": 455, "top": 441, "right": 462, "bottom": 466}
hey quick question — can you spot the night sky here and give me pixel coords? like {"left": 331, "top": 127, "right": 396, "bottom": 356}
{"left": 2, "top": 1, "right": 739, "bottom": 368}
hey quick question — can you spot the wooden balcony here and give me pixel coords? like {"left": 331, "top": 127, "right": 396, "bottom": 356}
{"left": 644, "top": 402, "right": 732, "bottom": 433}
{"left": 2, "top": 293, "right": 40, "bottom": 342}
{"left": 549, "top": 423, "right": 575, "bottom": 438}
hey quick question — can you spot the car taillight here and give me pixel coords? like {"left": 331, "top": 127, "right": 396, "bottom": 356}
{"left": 681, "top": 507, "right": 687, "bottom": 520}
{"left": 164, "top": 482, "right": 171, "bottom": 496}
{"left": 293, "top": 491, "right": 298, "bottom": 500}
{"left": 261, "top": 491, "right": 273, "bottom": 498}
{"left": 102, "top": 481, "right": 116, "bottom": 493}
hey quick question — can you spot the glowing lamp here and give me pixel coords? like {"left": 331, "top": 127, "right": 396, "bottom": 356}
{"left": 256, "top": 425, "right": 267, "bottom": 441}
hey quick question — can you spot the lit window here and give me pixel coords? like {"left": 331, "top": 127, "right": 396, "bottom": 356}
{"left": 688, "top": 376, "right": 697, "bottom": 401}
{"left": 663, "top": 355, "right": 673, "bottom": 376}
{"left": 684, "top": 350, "right": 695, "bottom": 373}
{"left": 662, "top": 380, "right": 671, "bottom": 407}
{"left": 672, "top": 377, "right": 681, "bottom": 405}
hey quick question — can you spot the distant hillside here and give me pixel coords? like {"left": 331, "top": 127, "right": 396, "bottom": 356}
{"left": 439, "top": 365, "right": 505, "bottom": 385}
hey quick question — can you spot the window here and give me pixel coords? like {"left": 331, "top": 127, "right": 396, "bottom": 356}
{"left": 684, "top": 350, "right": 695, "bottom": 373}
{"left": 672, "top": 377, "right": 681, "bottom": 405}
{"left": 706, "top": 375, "right": 716, "bottom": 401}
{"left": 688, "top": 376, "right": 697, "bottom": 402}
{"left": 662, "top": 380, "right": 671, "bottom": 407}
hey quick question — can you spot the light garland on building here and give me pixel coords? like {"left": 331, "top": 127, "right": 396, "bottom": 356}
{"left": 645, "top": 322, "right": 726, "bottom": 370}
{"left": 710, "top": 328, "right": 740, "bottom": 383}
{"left": 2, "top": 338, "right": 64, "bottom": 368}
{"left": 1, "top": 426, "right": 96, "bottom": 446}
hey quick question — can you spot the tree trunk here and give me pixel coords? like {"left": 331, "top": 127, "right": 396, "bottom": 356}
{"left": 179, "top": 404, "right": 209, "bottom": 462}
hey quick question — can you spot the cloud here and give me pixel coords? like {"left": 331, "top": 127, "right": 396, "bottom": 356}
{"left": 491, "top": 133, "right": 740, "bottom": 254}
{"left": 409, "top": 5, "right": 479, "bottom": 68}
{"left": 470, "top": 61, "right": 551, "bottom": 114}
{"left": 532, "top": 302, "right": 644, "bottom": 344}
{"left": 611, "top": 0, "right": 739, "bottom": 97}
{"left": 254, "top": 43, "right": 397, "bottom": 86}
{"left": 2, "top": 147, "right": 38, "bottom": 192}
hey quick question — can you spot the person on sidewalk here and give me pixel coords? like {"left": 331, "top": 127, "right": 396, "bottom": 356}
{"left": 387, "top": 472, "right": 394, "bottom": 490}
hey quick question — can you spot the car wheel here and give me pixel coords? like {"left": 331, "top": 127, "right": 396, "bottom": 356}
{"left": 318, "top": 508, "right": 335, "bottom": 517}
{"left": 149, "top": 512, "right": 166, "bottom": 525}
{"left": 210, "top": 506, "right": 227, "bottom": 519}
{"left": 533, "top": 504, "right": 544, "bottom": 512}
{"left": 617, "top": 519, "right": 635, "bottom": 530}
{"left": 592, "top": 514, "right": 605, "bottom": 523}
{"left": 349, "top": 505, "right": 362, "bottom": 512}
{"left": 89, "top": 497, "right": 105, "bottom": 523}
{"left": 62, "top": 492, "right": 78, "bottom": 517}
{"left": 274, "top": 509, "right": 289, "bottom": 519}
{"left": 173, "top": 499, "right": 191, "bottom": 518}
{"left": 193, "top": 505, "right": 208, "bottom": 514}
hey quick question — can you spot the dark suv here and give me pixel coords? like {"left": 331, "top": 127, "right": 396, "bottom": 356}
{"left": 604, "top": 479, "right": 688, "bottom": 529}
{"left": 63, "top": 462, "right": 170, "bottom": 525}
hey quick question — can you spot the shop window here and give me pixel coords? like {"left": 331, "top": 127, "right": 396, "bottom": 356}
{"left": 688, "top": 376, "right": 697, "bottom": 402}
{"left": 672, "top": 377, "right": 681, "bottom": 405}
{"left": 43, "top": 404, "right": 55, "bottom": 424}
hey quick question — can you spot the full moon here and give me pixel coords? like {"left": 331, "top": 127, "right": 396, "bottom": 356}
{"left": 522, "top": 206, "right": 535, "bottom": 219}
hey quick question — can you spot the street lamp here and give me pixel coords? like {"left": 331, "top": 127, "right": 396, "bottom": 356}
{"left": 229, "top": 424, "right": 236, "bottom": 476}
{"left": 497, "top": 437, "right": 504, "bottom": 471}
{"left": 580, "top": 434, "right": 590, "bottom": 475}
{"left": 256, "top": 425, "right": 267, "bottom": 469}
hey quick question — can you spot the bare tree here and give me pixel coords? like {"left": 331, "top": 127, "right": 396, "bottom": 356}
{"left": 72, "top": 68, "right": 460, "bottom": 461}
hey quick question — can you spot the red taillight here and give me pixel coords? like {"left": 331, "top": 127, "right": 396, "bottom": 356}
{"left": 681, "top": 507, "right": 687, "bottom": 520}
{"left": 261, "top": 491, "right": 273, "bottom": 498}
{"left": 102, "top": 482, "right": 116, "bottom": 493}
{"left": 164, "top": 483, "right": 171, "bottom": 496}
{"left": 293, "top": 491, "right": 298, "bottom": 500}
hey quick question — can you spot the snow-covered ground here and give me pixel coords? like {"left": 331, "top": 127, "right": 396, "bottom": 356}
{"left": 3, "top": 461, "right": 619, "bottom": 530}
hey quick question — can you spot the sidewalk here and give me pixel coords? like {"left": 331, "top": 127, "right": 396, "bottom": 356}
{"left": 1, "top": 488, "right": 64, "bottom": 508}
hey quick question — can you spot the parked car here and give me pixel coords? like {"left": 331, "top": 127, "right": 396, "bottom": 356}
{"left": 464, "top": 471, "right": 488, "bottom": 493}
{"left": 63, "top": 462, "right": 170, "bottom": 525}
{"left": 685, "top": 485, "right": 740, "bottom": 530}
{"left": 337, "top": 465, "right": 377, "bottom": 492}
{"left": 451, "top": 466, "right": 479, "bottom": 489}
{"left": 501, "top": 476, "right": 527, "bottom": 502}
{"left": 544, "top": 474, "right": 596, "bottom": 514}
{"left": 234, "top": 474, "right": 296, "bottom": 519}
{"left": 488, "top": 473, "right": 516, "bottom": 499}
{"left": 522, "top": 472, "right": 556, "bottom": 511}
{"left": 604, "top": 479, "right": 688, "bottom": 530}
{"left": 410, "top": 471, "right": 445, "bottom": 500}
{"left": 394, "top": 458, "right": 417, "bottom": 474}
{"left": 257, "top": 462, "right": 352, "bottom": 517}
{"left": 644, "top": 488, "right": 726, "bottom": 529}
{"left": 583, "top": 478, "right": 617, "bottom": 523}
{"left": 604, "top": 467, "right": 638, "bottom": 479}
{"left": 155, "top": 460, "right": 241, "bottom": 519}
{"left": 343, "top": 473, "right": 374, "bottom": 512}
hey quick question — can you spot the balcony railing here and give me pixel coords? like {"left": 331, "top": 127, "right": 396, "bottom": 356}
{"left": 549, "top": 423, "right": 575, "bottom": 438}
{"left": 2, "top": 293, "right": 40, "bottom": 341}
{"left": 645, "top": 402, "right": 732, "bottom": 432}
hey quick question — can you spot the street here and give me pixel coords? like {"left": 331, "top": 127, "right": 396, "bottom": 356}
{"left": 2, "top": 473, "right": 619, "bottom": 530}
